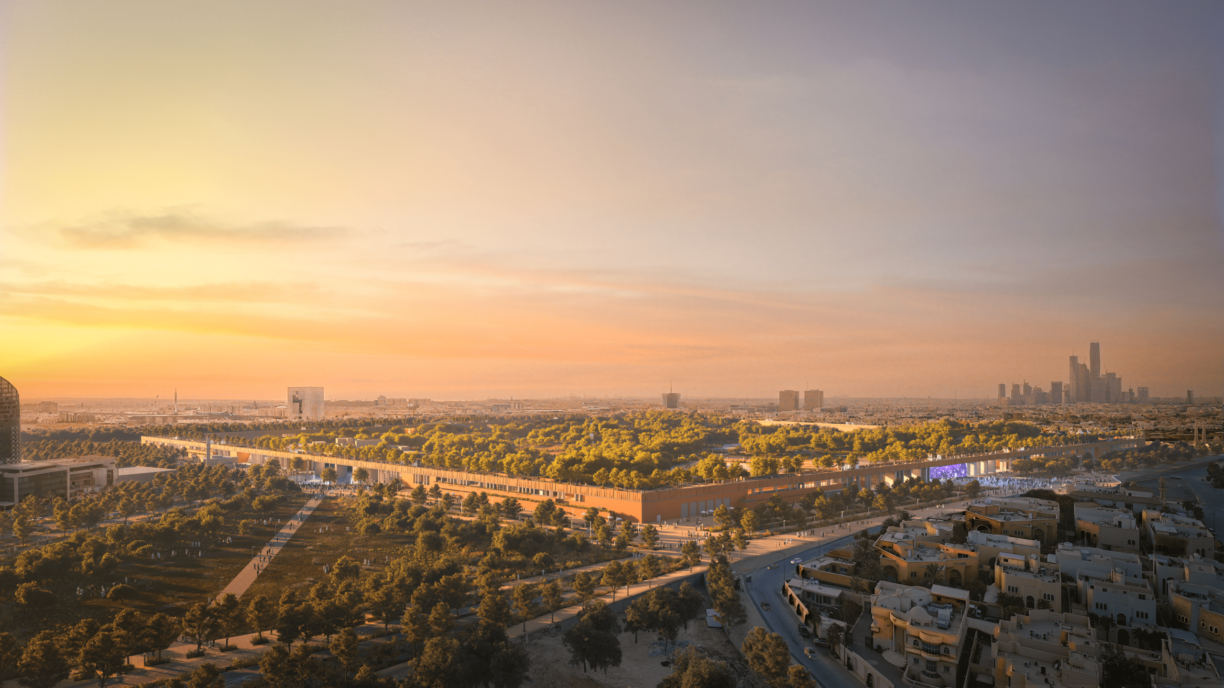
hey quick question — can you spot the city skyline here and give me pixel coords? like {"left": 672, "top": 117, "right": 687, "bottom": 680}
{"left": 2, "top": 1, "right": 1222, "bottom": 400}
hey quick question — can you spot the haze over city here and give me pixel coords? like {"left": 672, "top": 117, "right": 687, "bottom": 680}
{"left": 3, "top": 0, "right": 1223, "bottom": 401}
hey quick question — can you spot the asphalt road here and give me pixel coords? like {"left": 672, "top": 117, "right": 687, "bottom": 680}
{"left": 742, "top": 529, "right": 882, "bottom": 688}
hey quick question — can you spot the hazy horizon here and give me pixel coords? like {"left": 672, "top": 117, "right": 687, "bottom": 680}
{"left": 3, "top": 1, "right": 1222, "bottom": 400}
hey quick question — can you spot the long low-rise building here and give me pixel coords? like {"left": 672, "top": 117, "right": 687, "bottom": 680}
{"left": 0, "top": 456, "right": 116, "bottom": 507}
{"left": 141, "top": 435, "right": 1142, "bottom": 523}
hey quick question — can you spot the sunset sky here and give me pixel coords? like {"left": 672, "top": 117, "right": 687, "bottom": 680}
{"left": 2, "top": 1, "right": 1222, "bottom": 400}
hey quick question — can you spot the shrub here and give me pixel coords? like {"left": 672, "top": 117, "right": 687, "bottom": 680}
{"left": 107, "top": 584, "right": 138, "bottom": 601}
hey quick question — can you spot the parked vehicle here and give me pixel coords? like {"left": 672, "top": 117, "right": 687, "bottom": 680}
{"left": 798, "top": 625, "right": 811, "bottom": 638}
{"left": 761, "top": 602, "right": 772, "bottom": 612}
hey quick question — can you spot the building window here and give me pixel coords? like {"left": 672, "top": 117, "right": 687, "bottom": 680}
{"left": 1007, "top": 585, "right": 1019, "bottom": 594}
{"left": 1095, "top": 602, "right": 1107, "bottom": 611}
{"left": 1043, "top": 593, "right": 1054, "bottom": 601}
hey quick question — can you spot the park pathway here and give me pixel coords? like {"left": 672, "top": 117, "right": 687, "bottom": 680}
{"left": 220, "top": 494, "right": 324, "bottom": 599}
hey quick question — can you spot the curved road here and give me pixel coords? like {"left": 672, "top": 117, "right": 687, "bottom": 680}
{"left": 742, "top": 528, "right": 882, "bottom": 688}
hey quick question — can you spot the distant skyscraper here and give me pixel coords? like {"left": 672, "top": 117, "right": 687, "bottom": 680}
{"left": 1049, "top": 381, "right": 1063, "bottom": 405}
{"left": 778, "top": 390, "right": 800, "bottom": 412}
{"left": 1068, "top": 356, "right": 1080, "bottom": 402}
{"left": 1089, "top": 342, "right": 1101, "bottom": 380}
{"left": 997, "top": 384, "right": 1006, "bottom": 399}
{"left": 1187, "top": 390, "right": 1195, "bottom": 405}
{"left": 662, "top": 392, "right": 681, "bottom": 409}
{"left": 1022, "top": 382, "right": 1032, "bottom": 397}
{"left": 1011, "top": 384, "right": 1021, "bottom": 401}
{"left": 0, "top": 376, "right": 18, "bottom": 465}
{"left": 804, "top": 389, "right": 824, "bottom": 410}
{"left": 287, "top": 387, "right": 325, "bottom": 420}
{"left": 1137, "top": 387, "right": 1150, "bottom": 402}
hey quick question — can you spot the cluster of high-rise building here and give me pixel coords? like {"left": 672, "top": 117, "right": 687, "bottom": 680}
{"left": 1068, "top": 341, "right": 1127, "bottom": 403}
{"left": 999, "top": 341, "right": 1143, "bottom": 405}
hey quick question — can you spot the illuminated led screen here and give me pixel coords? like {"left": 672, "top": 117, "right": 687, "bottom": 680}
{"left": 929, "top": 463, "right": 969, "bottom": 480}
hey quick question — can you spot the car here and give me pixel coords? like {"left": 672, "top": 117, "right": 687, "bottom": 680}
{"left": 798, "top": 625, "right": 811, "bottom": 638}
{"left": 761, "top": 602, "right": 772, "bottom": 612}
{"left": 813, "top": 639, "right": 830, "bottom": 648}
{"left": 790, "top": 557, "right": 803, "bottom": 564}
{"left": 803, "top": 647, "right": 818, "bottom": 659}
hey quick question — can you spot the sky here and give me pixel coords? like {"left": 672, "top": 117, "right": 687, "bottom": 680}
{"left": 2, "top": 0, "right": 1222, "bottom": 400}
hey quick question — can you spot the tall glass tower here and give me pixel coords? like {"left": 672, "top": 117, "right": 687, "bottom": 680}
{"left": 0, "top": 376, "right": 19, "bottom": 464}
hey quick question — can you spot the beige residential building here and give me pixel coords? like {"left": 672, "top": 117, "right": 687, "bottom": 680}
{"left": 1152, "top": 554, "right": 1224, "bottom": 598}
{"left": 1074, "top": 503, "right": 1141, "bottom": 554}
{"left": 870, "top": 582, "right": 970, "bottom": 688}
{"left": 996, "top": 552, "right": 1062, "bottom": 612}
{"left": 1144, "top": 510, "right": 1216, "bottom": 559}
{"left": 1153, "top": 634, "right": 1224, "bottom": 688}
{"left": 1078, "top": 568, "right": 1157, "bottom": 629}
{"left": 965, "top": 496, "right": 1059, "bottom": 543}
{"left": 1055, "top": 543, "right": 1143, "bottom": 584}
{"left": 967, "top": 530, "right": 1042, "bottom": 567}
{"left": 991, "top": 610, "right": 1101, "bottom": 688}
{"left": 876, "top": 527, "right": 979, "bottom": 587}
{"left": 1170, "top": 581, "right": 1224, "bottom": 645}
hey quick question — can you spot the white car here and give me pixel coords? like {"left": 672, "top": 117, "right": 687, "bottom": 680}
{"left": 790, "top": 557, "right": 803, "bottom": 564}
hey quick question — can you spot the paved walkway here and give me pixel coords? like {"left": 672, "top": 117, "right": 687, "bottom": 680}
{"left": 221, "top": 495, "right": 324, "bottom": 599}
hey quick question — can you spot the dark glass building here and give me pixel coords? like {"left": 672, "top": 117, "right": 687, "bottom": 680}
{"left": 0, "top": 376, "right": 18, "bottom": 465}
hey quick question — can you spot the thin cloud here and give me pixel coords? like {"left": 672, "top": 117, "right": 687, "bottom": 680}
{"left": 36, "top": 211, "right": 344, "bottom": 249}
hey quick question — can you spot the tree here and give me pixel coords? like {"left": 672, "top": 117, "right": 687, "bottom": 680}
{"left": 965, "top": 480, "right": 982, "bottom": 499}
{"left": 601, "top": 561, "right": 626, "bottom": 601}
{"left": 353, "top": 467, "right": 369, "bottom": 485}
{"left": 996, "top": 592, "right": 1027, "bottom": 621}
{"left": 740, "top": 509, "right": 759, "bottom": 534}
{"left": 501, "top": 497, "right": 522, "bottom": 519}
{"left": 17, "top": 632, "right": 69, "bottom": 688}
{"left": 563, "top": 615, "right": 622, "bottom": 674}
{"left": 0, "top": 632, "right": 19, "bottom": 681}
{"left": 183, "top": 602, "right": 217, "bottom": 654}
{"left": 245, "top": 595, "right": 278, "bottom": 642}
{"left": 411, "top": 484, "right": 428, "bottom": 505}
{"left": 184, "top": 663, "right": 224, "bottom": 688}
{"left": 713, "top": 504, "right": 736, "bottom": 530}
{"left": 478, "top": 587, "right": 513, "bottom": 630}
{"left": 595, "top": 522, "right": 612, "bottom": 548}
{"left": 676, "top": 582, "right": 704, "bottom": 630}
{"left": 413, "top": 637, "right": 462, "bottom": 688}
{"left": 583, "top": 507, "right": 600, "bottom": 527}
{"left": 275, "top": 591, "right": 309, "bottom": 647}
{"left": 527, "top": 498, "right": 555, "bottom": 522}
{"left": 658, "top": 647, "right": 736, "bottom": 688}
{"left": 826, "top": 623, "right": 844, "bottom": 653}
{"left": 214, "top": 593, "right": 243, "bottom": 648}
{"left": 624, "top": 596, "right": 654, "bottom": 644}
{"left": 787, "top": 665, "right": 817, "bottom": 688}
{"left": 540, "top": 580, "right": 565, "bottom": 623}
{"left": 78, "top": 629, "right": 129, "bottom": 688}
{"left": 512, "top": 583, "right": 539, "bottom": 633}
{"left": 742, "top": 627, "right": 791, "bottom": 687}
{"left": 428, "top": 601, "right": 455, "bottom": 636}
{"left": 1100, "top": 644, "right": 1150, "bottom": 688}
{"left": 330, "top": 629, "right": 360, "bottom": 682}
{"left": 641, "top": 524, "right": 659, "bottom": 550}
{"left": 363, "top": 576, "right": 405, "bottom": 632}
{"left": 732, "top": 529, "right": 750, "bottom": 559}
{"left": 639, "top": 554, "right": 661, "bottom": 581}
{"left": 332, "top": 555, "right": 362, "bottom": 580}
{"left": 321, "top": 467, "right": 338, "bottom": 485}
{"left": 143, "top": 613, "right": 181, "bottom": 662}
{"left": 571, "top": 571, "right": 597, "bottom": 602}
{"left": 681, "top": 540, "right": 702, "bottom": 570}
{"left": 258, "top": 644, "right": 294, "bottom": 688}
{"left": 489, "top": 643, "right": 531, "bottom": 688}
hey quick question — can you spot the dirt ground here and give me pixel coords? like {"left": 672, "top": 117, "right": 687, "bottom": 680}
{"left": 525, "top": 616, "right": 768, "bottom": 688}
